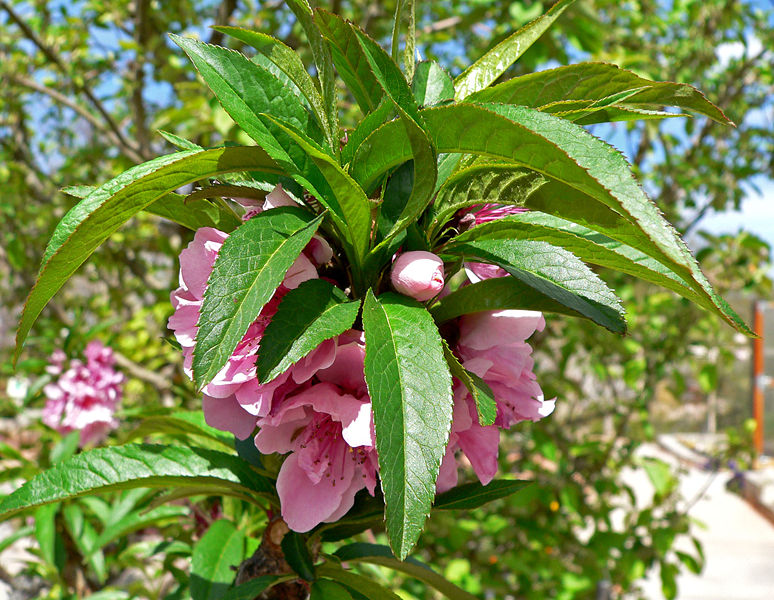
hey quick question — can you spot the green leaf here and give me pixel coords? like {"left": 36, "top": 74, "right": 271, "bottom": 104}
{"left": 193, "top": 206, "right": 323, "bottom": 388}
{"left": 412, "top": 61, "right": 454, "bottom": 108}
{"left": 449, "top": 212, "right": 713, "bottom": 310}
{"left": 315, "top": 10, "right": 384, "bottom": 114}
{"left": 362, "top": 291, "right": 453, "bottom": 559}
{"left": 317, "top": 563, "right": 401, "bottom": 600}
{"left": 256, "top": 114, "right": 371, "bottom": 263}
{"left": 256, "top": 279, "right": 360, "bottom": 383}
{"left": 62, "top": 184, "right": 241, "bottom": 232}
{"left": 467, "top": 62, "right": 732, "bottom": 124}
{"left": 34, "top": 503, "right": 63, "bottom": 568}
{"left": 341, "top": 98, "right": 394, "bottom": 166}
{"left": 351, "top": 103, "right": 751, "bottom": 335}
{"left": 453, "top": 0, "right": 576, "bottom": 100}
{"left": 191, "top": 519, "right": 245, "bottom": 600}
{"left": 334, "top": 543, "right": 478, "bottom": 600}
{"left": 434, "top": 479, "right": 532, "bottom": 510}
{"left": 285, "top": 0, "right": 338, "bottom": 151}
{"left": 213, "top": 26, "right": 337, "bottom": 150}
{"left": 444, "top": 239, "right": 626, "bottom": 333}
{"left": 219, "top": 576, "right": 287, "bottom": 600}
{"left": 16, "top": 146, "right": 282, "bottom": 363}
{"left": 123, "top": 411, "right": 235, "bottom": 451}
{"left": 427, "top": 164, "right": 545, "bottom": 240}
{"left": 0, "top": 444, "right": 274, "bottom": 521}
{"left": 158, "top": 130, "right": 203, "bottom": 150}
{"left": 50, "top": 431, "right": 80, "bottom": 465}
{"left": 441, "top": 339, "right": 496, "bottom": 426}
{"left": 391, "top": 0, "right": 416, "bottom": 80}
{"left": 281, "top": 531, "right": 316, "bottom": 581}
{"left": 171, "top": 34, "right": 325, "bottom": 149}
{"left": 310, "top": 580, "right": 353, "bottom": 600}
{"left": 430, "top": 276, "right": 612, "bottom": 325}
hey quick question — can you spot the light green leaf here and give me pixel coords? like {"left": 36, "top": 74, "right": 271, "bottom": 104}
{"left": 412, "top": 61, "right": 455, "bottom": 108}
{"left": 213, "top": 26, "right": 337, "bottom": 150}
{"left": 445, "top": 239, "right": 626, "bottom": 333}
{"left": 191, "top": 519, "right": 246, "bottom": 600}
{"left": 453, "top": 0, "right": 575, "bottom": 100}
{"left": 317, "top": 563, "right": 401, "bottom": 600}
{"left": 434, "top": 479, "right": 532, "bottom": 510}
{"left": 362, "top": 291, "right": 453, "bottom": 559}
{"left": 0, "top": 444, "right": 274, "bottom": 521}
{"left": 123, "top": 411, "right": 235, "bottom": 450}
{"left": 315, "top": 9, "right": 384, "bottom": 114}
{"left": 467, "top": 62, "right": 732, "bottom": 124}
{"left": 351, "top": 103, "right": 751, "bottom": 335}
{"left": 16, "top": 146, "right": 282, "bottom": 363}
{"left": 256, "top": 279, "right": 360, "bottom": 384}
{"left": 441, "top": 339, "right": 496, "bottom": 426}
{"left": 341, "top": 97, "right": 394, "bottom": 166}
{"left": 193, "top": 206, "right": 323, "bottom": 388}
{"left": 157, "top": 129, "right": 203, "bottom": 150}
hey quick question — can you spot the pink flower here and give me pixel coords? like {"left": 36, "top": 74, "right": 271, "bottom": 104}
{"left": 42, "top": 341, "right": 124, "bottom": 446}
{"left": 254, "top": 331, "right": 377, "bottom": 532}
{"left": 391, "top": 251, "right": 445, "bottom": 302}
{"left": 461, "top": 203, "right": 526, "bottom": 282}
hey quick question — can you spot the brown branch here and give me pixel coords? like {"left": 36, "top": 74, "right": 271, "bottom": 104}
{"left": 207, "top": 0, "right": 238, "bottom": 46}
{"left": 131, "top": 0, "right": 151, "bottom": 158}
{"left": 0, "top": 0, "right": 143, "bottom": 162}
{"left": 112, "top": 351, "right": 172, "bottom": 391}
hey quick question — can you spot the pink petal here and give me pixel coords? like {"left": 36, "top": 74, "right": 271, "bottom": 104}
{"left": 202, "top": 394, "right": 256, "bottom": 440}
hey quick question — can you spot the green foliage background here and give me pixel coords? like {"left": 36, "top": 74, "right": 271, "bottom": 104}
{"left": 1, "top": 0, "right": 772, "bottom": 598}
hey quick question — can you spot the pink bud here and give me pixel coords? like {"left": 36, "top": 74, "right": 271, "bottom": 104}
{"left": 306, "top": 235, "right": 334, "bottom": 265}
{"left": 262, "top": 184, "right": 298, "bottom": 211}
{"left": 391, "top": 251, "right": 445, "bottom": 302}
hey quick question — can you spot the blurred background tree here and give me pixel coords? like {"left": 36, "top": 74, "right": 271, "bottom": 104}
{"left": 1, "top": 1, "right": 772, "bottom": 598}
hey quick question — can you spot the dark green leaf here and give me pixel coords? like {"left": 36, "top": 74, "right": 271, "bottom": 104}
{"left": 317, "top": 563, "right": 401, "bottom": 600}
{"left": 412, "top": 61, "right": 454, "bottom": 107}
{"left": 193, "top": 207, "right": 323, "bottom": 388}
{"left": 0, "top": 444, "right": 274, "bottom": 521}
{"left": 467, "top": 62, "right": 731, "bottom": 124}
{"left": 334, "top": 543, "right": 477, "bottom": 600}
{"left": 434, "top": 479, "right": 532, "bottom": 510}
{"left": 171, "top": 34, "right": 325, "bottom": 148}
{"left": 315, "top": 9, "right": 384, "bottom": 114}
{"left": 351, "top": 103, "right": 751, "bottom": 335}
{"left": 219, "top": 576, "right": 286, "bottom": 600}
{"left": 441, "top": 339, "right": 496, "bottom": 426}
{"left": 191, "top": 519, "right": 245, "bottom": 600}
{"left": 362, "top": 291, "right": 453, "bottom": 559}
{"left": 16, "top": 146, "right": 282, "bottom": 363}
{"left": 310, "top": 580, "right": 353, "bottom": 600}
{"left": 453, "top": 0, "right": 575, "bottom": 100}
{"left": 445, "top": 239, "right": 626, "bottom": 333}
{"left": 281, "top": 531, "right": 316, "bottom": 581}
{"left": 257, "top": 279, "right": 360, "bottom": 383}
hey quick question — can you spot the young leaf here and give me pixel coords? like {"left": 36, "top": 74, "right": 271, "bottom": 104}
{"left": 191, "top": 519, "right": 246, "bottom": 600}
{"left": 453, "top": 0, "right": 576, "bottom": 100}
{"left": 0, "top": 444, "right": 274, "bottom": 521}
{"left": 434, "top": 479, "right": 532, "bottom": 510}
{"left": 316, "top": 563, "right": 401, "bottom": 600}
{"left": 467, "top": 62, "right": 732, "bottom": 124}
{"left": 441, "top": 339, "right": 496, "bottom": 426}
{"left": 412, "top": 61, "right": 455, "bottom": 108}
{"left": 315, "top": 9, "right": 384, "bottom": 114}
{"left": 280, "top": 531, "right": 317, "bottom": 581}
{"left": 285, "top": 0, "right": 338, "bottom": 144}
{"left": 16, "top": 146, "right": 282, "bottom": 362}
{"left": 444, "top": 239, "right": 626, "bottom": 333}
{"left": 351, "top": 103, "right": 752, "bottom": 335}
{"left": 340, "top": 97, "right": 394, "bottom": 166}
{"left": 193, "top": 207, "right": 323, "bottom": 388}
{"left": 213, "top": 26, "right": 337, "bottom": 150}
{"left": 256, "top": 279, "right": 360, "bottom": 384}
{"left": 334, "top": 543, "right": 478, "bottom": 600}
{"left": 362, "top": 291, "right": 453, "bottom": 559}
{"left": 171, "top": 34, "right": 325, "bottom": 149}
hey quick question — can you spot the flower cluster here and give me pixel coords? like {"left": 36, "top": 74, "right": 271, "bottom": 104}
{"left": 42, "top": 340, "right": 124, "bottom": 446}
{"left": 169, "top": 186, "right": 551, "bottom": 531}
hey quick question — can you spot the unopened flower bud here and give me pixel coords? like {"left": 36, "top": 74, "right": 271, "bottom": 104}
{"left": 391, "top": 251, "right": 445, "bottom": 302}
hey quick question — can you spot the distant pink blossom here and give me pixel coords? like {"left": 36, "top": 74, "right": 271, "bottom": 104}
{"left": 42, "top": 340, "right": 124, "bottom": 446}
{"left": 391, "top": 251, "right": 445, "bottom": 301}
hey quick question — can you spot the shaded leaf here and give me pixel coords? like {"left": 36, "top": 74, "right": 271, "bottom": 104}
{"left": 434, "top": 479, "right": 532, "bottom": 510}
{"left": 441, "top": 339, "right": 496, "bottom": 426}
{"left": 281, "top": 531, "right": 316, "bottom": 581}
{"left": 317, "top": 563, "right": 401, "bottom": 600}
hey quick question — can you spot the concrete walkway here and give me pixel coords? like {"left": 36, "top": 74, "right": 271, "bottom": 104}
{"left": 635, "top": 444, "right": 774, "bottom": 599}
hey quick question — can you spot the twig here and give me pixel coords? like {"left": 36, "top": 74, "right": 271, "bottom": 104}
{"left": 113, "top": 351, "right": 172, "bottom": 391}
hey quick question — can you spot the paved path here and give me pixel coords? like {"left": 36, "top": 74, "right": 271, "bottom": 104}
{"left": 635, "top": 445, "right": 774, "bottom": 599}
